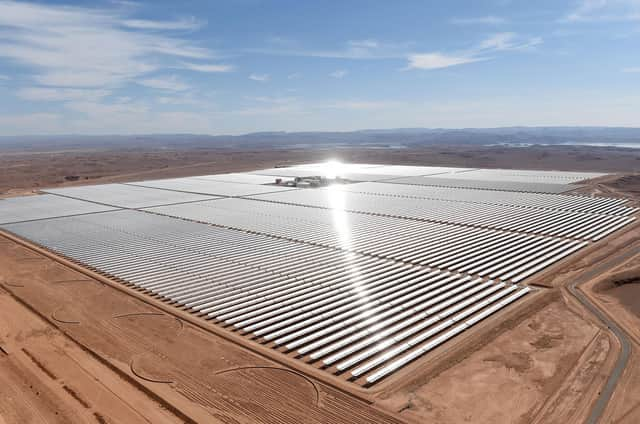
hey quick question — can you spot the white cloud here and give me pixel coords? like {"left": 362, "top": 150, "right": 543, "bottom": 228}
{"left": 567, "top": 0, "right": 609, "bottom": 21}
{"left": 0, "top": 113, "right": 64, "bottom": 135}
{"left": 248, "top": 39, "right": 411, "bottom": 60}
{"left": 248, "top": 96, "right": 298, "bottom": 104}
{"left": 479, "top": 32, "right": 542, "bottom": 51}
{"left": 407, "top": 53, "right": 485, "bottom": 70}
{"left": 249, "top": 73, "right": 270, "bottom": 82}
{"left": 121, "top": 17, "right": 203, "bottom": 31}
{"left": 138, "top": 75, "right": 190, "bottom": 91}
{"left": 348, "top": 39, "right": 379, "bottom": 49}
{"left": 265, "top": 36, "right": 297, "bottom": 47}
{"left": 565, "top": 0, "right": 640, "bottom": 22}
{"left": 3, "top": 94, "right": 640, "bottom": 135}
{"left": 17, "top": 87, "right": 111, "bottom": 101}
{"left": 236, "top": 104, "right": 303, "bottom": 116}
{"left": 451, "top": 16, "right": 507, "bottom": 25}
{"left": 328, "top": 100, "right": 402, "bottom": 110}
{"left": 58, "top": 99, "right": 221, "bottom": 134}
{"left": 479, "top": 32, "right": 516, "bottom": 50}
{"left": 181, "top": 62, "right": 234, "bottom": 72}
{"left": 65, "top": 99, "right": 149, "bottom": 117}
{"left": 329, "top": 69, "right": 348, "bottom": 78}
{"left": 0, "top": 74, "right": 9, "bottom": 80}
{"left": 287, "top": 72, "right": 301, "bottom": 79}
{"left": 234, "top": 95, "right": 303, "bottom": 116}
{"left": 407, "top": 33, "right": 541, "bottom": 71}
{"left": 523, "top": 36, "right": 543, "bottom": 49}
{"left": 0, "top": 1, "right": 214, "bottom": 89}
{"left": 156, "top": 92, "right": 208, "bottom": 106}
{"left": 622, "top": 67, "right": 640, "bottom": 72}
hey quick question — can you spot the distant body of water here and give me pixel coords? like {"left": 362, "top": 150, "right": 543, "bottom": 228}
{"left": 559, "top": 142, "right": 640, "bottom": 149}
{"left": 487, "top": 142, "right": 640, "bottom": 149}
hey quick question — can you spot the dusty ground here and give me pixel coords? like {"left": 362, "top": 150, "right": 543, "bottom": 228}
{"left": 0, "top": 219, "right": 629, "bottom": 424}
{"left": 377, "top": 301, "right": 610, "bottom": 423}
{"left": 2, "top": 144, "right": 639, "bottom": 195}
{"left": 1, "top": 145, "right": 639, "bottom": 423}
{"left": 548, "top": 174, "right": 640, "bottom": 424}
{"left": 0, "top": 238, "right": 405, "bottom": 424}
{"left": 0, "top": 218, "right": 624, "bottom": 424}
{"left": 599, "top": 276, "right": 640, "bottom": 319}
{"left": 578, "top": 262, "right": 640, "bottom": 424}
{"left": 367, "top": 167, "right": 640, "bottom": 423}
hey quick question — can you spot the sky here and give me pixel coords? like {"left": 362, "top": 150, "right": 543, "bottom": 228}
{"left": 0, "top": 0, "right": 639, "bottom": 135}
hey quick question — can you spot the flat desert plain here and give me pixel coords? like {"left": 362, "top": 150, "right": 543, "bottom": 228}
{"left": 1, "top": 144, "right": 640, "bottom": 423}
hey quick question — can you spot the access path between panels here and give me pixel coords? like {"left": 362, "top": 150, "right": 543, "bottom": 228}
{"left": 149, "top": 198, "right": 587, "bottom": 283}
{"left": 1, "top": 209, "right": 530, "bottom": 385}
{"left": 247, "top": 188, "right": 635, "bottom": 241}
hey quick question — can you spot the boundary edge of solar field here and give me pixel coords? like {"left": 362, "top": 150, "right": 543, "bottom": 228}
{"left": 0, "top": 227, "right": 546, "bottom": 395}
{"left": 0, "top": 228, "right": 386, "bottom": 404}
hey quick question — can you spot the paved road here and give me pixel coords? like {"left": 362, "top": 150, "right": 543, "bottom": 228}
{"left": 567, "top": 244, "right": 640, "bottom": 424}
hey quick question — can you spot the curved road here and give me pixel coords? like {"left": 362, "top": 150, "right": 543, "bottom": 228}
{"left": 567, "top": 244, "right": 640, "bottom": 424}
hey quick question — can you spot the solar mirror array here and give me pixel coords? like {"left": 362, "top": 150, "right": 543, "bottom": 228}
{"left": 0, "top": 163, "right": 636, "bottom": 386}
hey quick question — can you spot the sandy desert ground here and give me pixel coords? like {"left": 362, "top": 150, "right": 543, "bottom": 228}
{"left": 2, "top": 144, "right": 639, "bottom": 196}
{"left": 1, "top": 144, "right": 640, "bottom": 423}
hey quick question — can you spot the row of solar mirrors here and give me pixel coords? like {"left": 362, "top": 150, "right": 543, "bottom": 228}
{"left": 0, "top": 164, "right": 635, "bottom": 385}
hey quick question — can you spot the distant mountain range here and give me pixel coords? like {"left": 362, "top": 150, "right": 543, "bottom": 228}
{"left": 1, "top": 127, "right": 639, "bottom": 151}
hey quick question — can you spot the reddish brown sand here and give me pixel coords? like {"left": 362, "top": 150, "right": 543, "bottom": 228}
{"left": 2, "top": 144, "right": 639, "bottom": 195}
{"left": 1, "top": 149, "right": 639, "bottom": 423}
{"left": 376, "top": 301, "right": 610, "bottom": 424}
{"left": 606, "top": 283, "right": 640, "bottom": 318}
{"left": 0, "top": 227, "right": 625, "bottom": 424}
{"left": 576, "top": 265, "right": 640, "bottom": 424}
{"left": 0, "top": 239, "right": 405, "bottom": 424}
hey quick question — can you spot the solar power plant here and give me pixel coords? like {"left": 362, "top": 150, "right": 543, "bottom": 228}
{"left": 43, "top": 183, "right": 219, "bottom": 208}
{"left": 125, "top": 177, "right": 297, "bottom": 196}
{"left": 283, "top": 162, "right": 386, "bottom": 172}
{"left": 363, "top": 165, "right": 475, "bottom": 176}
{"left": 251, "top": 164, "right": 476, "bottom": 182}
{"left": 384, "top": 176, "right": 577, "bottom": 194}
{"left": 283, "top": 163, "right": 475, "bottom": 177}
{"left": 384, "top": 168, "right": 607, "bottom": 193}
{"left": 249, "top": 188, "right": 635, "bottom": 241}
{"left": 0, "top": 164, "right": 635, "bottom": 387}
{"left": 0, "top": 194, "right": 117, "bottom": 224}
{"left": 250, "top": 167, "right": 400, "bottom": 182}
{"left": 149, "top": 198, "right": 589, "bottom": 282}
{"left": 1, "top": 210, "right": 530, "bottom": 385}
{"left": 190, "top": 172, "right": 285, "bottom": 185}
{"left": 434, "top": 168, "right": 606, "bottom": 184}
{"left": 331, "top": 182, "right": 636, "bottom": 215}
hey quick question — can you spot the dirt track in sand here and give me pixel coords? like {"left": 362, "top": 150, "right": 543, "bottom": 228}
{"left": 594, "top": 268, "right": 640, "bottom": 319}
{"left": 574, "top": 260, "right": 640, "bottom": 424}
{"left": 1, "top": 153, "right": 639, "bottom": 423}
{"left": 0, "top": 237, "right": 406, "bottom": 424}
{"left": 0, "top": 226, "right": 625, "bottom": 424}
{"left": 375, "top": 298, "right": 612, "bottom": 424}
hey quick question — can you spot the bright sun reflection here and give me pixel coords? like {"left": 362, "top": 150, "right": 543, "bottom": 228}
{"left": 324, "top": 160, "right": 344, "bottom": 179}
{"left": 326, "top": 185, "right": 369, "bottom": 302}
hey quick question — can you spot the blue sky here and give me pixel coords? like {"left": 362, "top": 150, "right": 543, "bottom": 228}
{"left": 0, "top": 0, "right": 639, "bottom": 135}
